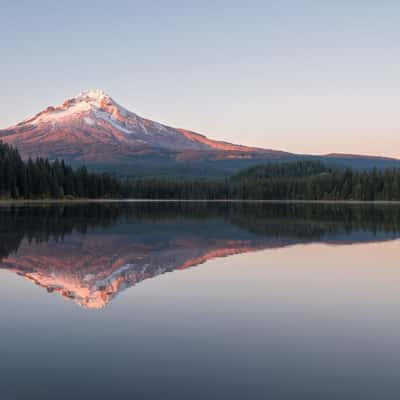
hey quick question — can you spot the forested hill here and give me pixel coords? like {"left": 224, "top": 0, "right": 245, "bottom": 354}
{"left": 231, "top": 160, "right": 332, "bottom": 181}
{"left": 1, "top": 142, "right": 400, "bottom": 201}
{"left": 0, "top": 142, "right": 122, "bottom": 198}
{"left": 226, "top": 161, "right": 400, "bottom": 201}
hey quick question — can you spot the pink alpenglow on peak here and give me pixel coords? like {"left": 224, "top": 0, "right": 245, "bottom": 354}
{"left": 0, "top": 90, "right": 398, "bottom": 171}
{"left": 0, "top": 90, "right": 287, "bottom": 164}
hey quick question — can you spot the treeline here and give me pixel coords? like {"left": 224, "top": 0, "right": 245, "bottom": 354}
{"left": 226, "top": 161, "right": 400, "bottom": 201}
{"left": 231, "top": 160, "right": 332, "bottom": 181}
{"left": 125, "top": 164, "right": 400, "bottom": 201}
{"left": 2, "top": 142, "right": 400, "bottom": 201}
{"left": 0, "top": 142, "right": 123, "bottom": 198}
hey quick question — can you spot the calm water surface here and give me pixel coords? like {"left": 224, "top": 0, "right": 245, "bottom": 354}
{"left": 1, "top": 202, "right": 400, "bottom": 399}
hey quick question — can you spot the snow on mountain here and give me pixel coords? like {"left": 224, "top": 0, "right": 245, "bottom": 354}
{"left": 2, "top": 89, "right": 395, "bottom": 173}
{"left": 0, "top": 90, "right": 270, "bottom": 162}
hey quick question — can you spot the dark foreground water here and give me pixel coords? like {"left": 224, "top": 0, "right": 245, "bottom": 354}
{"left": 1, "top": 202, "right": 400, "bottom": 399}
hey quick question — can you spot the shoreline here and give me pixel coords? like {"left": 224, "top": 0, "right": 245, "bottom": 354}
{"left": 1, "top": 198, "right": 400, "bottom": 205}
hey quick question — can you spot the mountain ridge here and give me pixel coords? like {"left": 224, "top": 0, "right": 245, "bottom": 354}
{"left": 1, "top": 90, "right": 399, "bottom": 177}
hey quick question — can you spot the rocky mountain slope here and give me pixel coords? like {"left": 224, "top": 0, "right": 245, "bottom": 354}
{"left": 1, "top": 90, "right": 398, "bottom": 177}
{"left": 0, "top": 90, "right": 285, "bottom": 163}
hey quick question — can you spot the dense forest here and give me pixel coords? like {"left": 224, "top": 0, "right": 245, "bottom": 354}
{"left": 1, "top": 142, "right": 400, "bottom": 201}
{"left": 0, "top": 142, "right": 123, "bottom": 198}
{"left": 231, "top": 160, "right": 332, "bottom": 180}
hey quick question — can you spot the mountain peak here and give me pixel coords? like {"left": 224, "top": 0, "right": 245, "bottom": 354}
{"left": 1, "top": 89, "right": 396, "bottom": 172}
{"left": 0, "top": 90, "right": 274, "bottom": 165}
{"left": 77, "top": 89, "right": 111, "bottom": 103}
{"left": 80, "top": 89, "right": 108, "bottom": 98}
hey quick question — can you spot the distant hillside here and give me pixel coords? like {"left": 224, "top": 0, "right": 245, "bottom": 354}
{"left": 2, "top": 144, "right": 400, "bottom": 201}
{"left": 231, "top": 160, "right": 332, "bottom": 181}
{"left": 226, "top": 160, "right": 400, "bottom": 201}
{"left": 1, "top": 89, "right": 399, "bottom": 178}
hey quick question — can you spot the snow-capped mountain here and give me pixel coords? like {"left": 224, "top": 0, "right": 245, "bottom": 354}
{"left": 1, "top": 89, "right": 399, "bottom": 175}
{"left": 0, "top": 89, "right": 283, "bottom": 163}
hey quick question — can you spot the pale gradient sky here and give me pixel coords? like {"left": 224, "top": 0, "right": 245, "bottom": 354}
{"left": 1, "top": 1, "right": 400, "bottom": 157}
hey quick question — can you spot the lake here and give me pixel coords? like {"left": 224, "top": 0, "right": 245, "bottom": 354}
{"left": 1, "top": 201, "right": 400, "bottom": 399}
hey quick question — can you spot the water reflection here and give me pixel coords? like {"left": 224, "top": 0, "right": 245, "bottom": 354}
{"left": 1, "top": 202, "right": 400, "bottom": 309}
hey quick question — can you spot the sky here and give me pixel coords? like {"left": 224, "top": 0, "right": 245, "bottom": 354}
{"left": 1, "top": 0, "right": 400, "bottom": 157}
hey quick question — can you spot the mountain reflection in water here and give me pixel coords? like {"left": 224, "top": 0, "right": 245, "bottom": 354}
{"left": 1, "top": 202, "right": 399, "bottom": 309}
